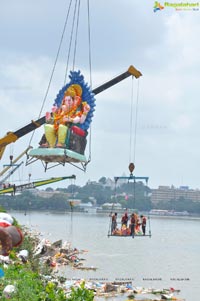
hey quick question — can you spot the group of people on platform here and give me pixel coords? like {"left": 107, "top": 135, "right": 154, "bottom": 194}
{"left": 111, "top": 211, "right": 147, "bottom": 237}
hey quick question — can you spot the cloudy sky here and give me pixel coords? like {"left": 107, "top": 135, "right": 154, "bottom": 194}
{"left": 0, "top": 0, "right": 200, "bottom": 190}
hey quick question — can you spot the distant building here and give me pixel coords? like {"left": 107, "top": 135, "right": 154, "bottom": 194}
{"left": 151, "top": 185, "right": 200, "bottom": 204}
{"left": 68, "top": 199, "right": 81, "bottom": 206}
{"left": 104, "top": 178, "right": 115, "bottom": 189}
{"left": 102, "top": 202, "right": 122, "bottom": 210}
{"left": 86, "top": 180, "right": 101, "bottom": 186}
{"left": 149, "top": 209, "right": 189, "bottom": 216}
{"left": 88, "top": 196, "right": 97, "bottom": 205}
{"left": 32, "top": 189, "right": 71, "bottom": 198}
{"left": 78, "top": 201, "right": 93, "bottom": 209}
{"left": 78, "top": 201, "right": 98, "bottom": 212}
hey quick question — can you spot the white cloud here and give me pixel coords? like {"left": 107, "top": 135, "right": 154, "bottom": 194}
{"left": 165, "top": 13, "right": 200, "bottom": 69}
{"left": 171, "top": 114, "right": 192, "bottom": 131}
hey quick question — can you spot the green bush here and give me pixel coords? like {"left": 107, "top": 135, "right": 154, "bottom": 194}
{"left": 67, "top": 281, "right": 94, "bottom": 301}
{"left": 0, "top": 213, "right": 94, "bottom": 301}
{"left": 0, "top": 234, "right": 95, "bottom": 301}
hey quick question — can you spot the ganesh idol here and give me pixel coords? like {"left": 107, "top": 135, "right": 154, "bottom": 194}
{"left": 41, "top": 84, "right": 90, "bottom": 148}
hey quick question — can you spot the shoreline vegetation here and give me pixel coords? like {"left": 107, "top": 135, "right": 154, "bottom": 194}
{"left": 9, "top": 208, "right": 200, "bottom": 218}
{"left": 0, "top": 211, "right": 186, "bottom": 301}
{"left": 1, "top": 178, "right": 200, "bottom": 215}
{"left": 0, "top": 218, "right": 94, "bottom": 300}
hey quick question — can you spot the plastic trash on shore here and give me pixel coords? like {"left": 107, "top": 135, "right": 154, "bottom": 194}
{"left": 0, "top": 268, "right": 5, "bottom": 278}
{"left": 64, "top": 280, "right": 75, "bottom": 289}
{"left": 0, "top": 255, "right": 11, "bottom": 264}
{"left": 18, "top": 249, "right": 29, "bottom": 263}
{"left": 0, "top": 219, "right": 11, "bottom": 227}
{"left": 18, "top": 249, "right": 29, "bottom": 257}
{"left": 3, "top": 285, "right": 16, "bottom": 299}
{"left": 0, "top": 213, "right": 14, "bottom": 225}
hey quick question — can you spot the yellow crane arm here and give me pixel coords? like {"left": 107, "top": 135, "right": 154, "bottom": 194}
{"left": 0, "top": 132, "right": 19, "bottom": 160}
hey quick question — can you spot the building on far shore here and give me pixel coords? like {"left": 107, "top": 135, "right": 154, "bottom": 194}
{"left": 151, "top": 185, "right": 200, "bottom": 204}
{"left": 32, "top": 190, "right": 71, "bottom": 198}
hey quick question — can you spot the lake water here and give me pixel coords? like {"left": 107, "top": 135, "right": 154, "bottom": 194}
{"left": 11, "top": 211, "right": 200, "bottom": 301}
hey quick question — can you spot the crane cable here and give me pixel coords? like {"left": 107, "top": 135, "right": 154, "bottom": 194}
{"left": 129, "top": 77, "right": 140, "bottom": 165}
{"left": 108, "top": 178, "right": 118, "bottom": 236}
{"left": 63, "top": 0, "right": 93, "bottom": 167}
{"left": 129, "top": 77, "right": 140, "bottom": 208}
{"left": 67, "top": 177, "right": 76, "bottom": 244}
{"left": 72, "top": 0, "right": 81, "bottom": 71}
{"left": 64, "top": 0, "right": 80, "bottom": 83}
{"left": 86, "top": 0, "right": 93, "bottom": 165}
{"left": 28, "top": 0, "right": 73, "bottom": 147}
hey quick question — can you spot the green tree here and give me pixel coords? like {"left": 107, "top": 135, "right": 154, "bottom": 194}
{"left": 98, "top": 177, "right": 106, "bottom": 185}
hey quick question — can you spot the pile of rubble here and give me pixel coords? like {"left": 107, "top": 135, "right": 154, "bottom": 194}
{"left": 38, "top": 277, "right": 184, "bottom": 301}
{"left": 0, "top": 224, "right": 184, "bottom": 300}
{"left": 34, "top": 237, "right": 97, "bottom": 271}
{"left": 32, "top": 239, "right": 184, "bottom": 300}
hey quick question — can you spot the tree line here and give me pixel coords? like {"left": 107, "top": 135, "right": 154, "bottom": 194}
{"left": 0, "top": 177, "right": 200, "bottom": 213}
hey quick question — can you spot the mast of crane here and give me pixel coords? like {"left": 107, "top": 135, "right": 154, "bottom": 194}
{"left": 0, "top": 146, "right": 32, "bottom": 177}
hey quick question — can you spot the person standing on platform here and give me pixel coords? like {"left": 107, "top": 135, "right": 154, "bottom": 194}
{"left": 111, "top": 213, "right": 117, "bottom": 234}
{"left": 130, "top": 213, "right": 136, "bottom": 237}
{"left": 140, "top": 215, "right": 147, "bottom": 235}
